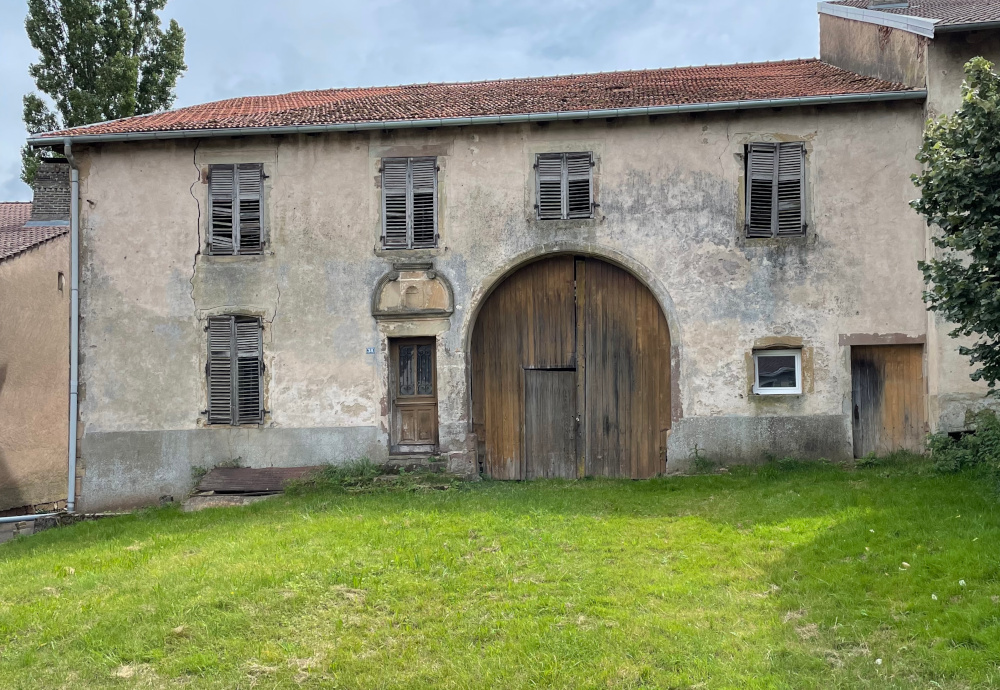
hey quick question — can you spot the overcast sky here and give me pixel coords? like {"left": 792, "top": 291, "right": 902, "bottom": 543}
{"left": 0, "top": 0, "right": 820, "bottom": 201}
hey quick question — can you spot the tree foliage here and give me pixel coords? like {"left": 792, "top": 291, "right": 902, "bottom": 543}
{"left": 913, "top": 57, "right": 1000, "bottom": 394}
{"left": 21, "top": 0, "right": 186, "bottom": 183}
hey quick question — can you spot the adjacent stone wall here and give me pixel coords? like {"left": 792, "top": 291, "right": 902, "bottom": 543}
{"left": 819, "top": 15, "right": 928, "bottom": 88}
{"left": 29, "top": 159, "right": 71, "bottom": 221}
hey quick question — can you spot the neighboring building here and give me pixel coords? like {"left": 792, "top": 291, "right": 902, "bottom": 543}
{"left": 0, "top": 160, "right": 71, "bottom": 513}
{"left": 25, "top": 1, "right": 1000, "bottom": 510}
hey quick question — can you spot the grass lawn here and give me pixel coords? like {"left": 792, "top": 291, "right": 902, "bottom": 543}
{"left": 0, "top": 460, "right": 998, "bottom": 689}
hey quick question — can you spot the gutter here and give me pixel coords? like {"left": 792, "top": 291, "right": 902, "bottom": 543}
{"left": 28, "top": 90, "right": 927, "bottom": 147}
{"left": 63, "top": 138, "right": 80, "bottom": 513}
{"left": 936, "top": 21, "right": 1000, "bottom": 33}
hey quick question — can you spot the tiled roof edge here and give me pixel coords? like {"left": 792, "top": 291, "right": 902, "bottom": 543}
{"left": 817, "top": 2, "right": 938, "bottom": 37}
{"left": 29, "top": 89, "right": 927, "bottom": 145}
{"left": 0, "top": 226, "right": 69, "bottom": 263}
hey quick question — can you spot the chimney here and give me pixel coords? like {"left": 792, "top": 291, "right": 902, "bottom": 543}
{"left": 28, "top": 158, "right": 71, "bottom": 222}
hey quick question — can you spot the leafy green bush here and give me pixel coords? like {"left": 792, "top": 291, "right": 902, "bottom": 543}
{"left": 927, "top": 410, "right": 1000, "bottom": 475}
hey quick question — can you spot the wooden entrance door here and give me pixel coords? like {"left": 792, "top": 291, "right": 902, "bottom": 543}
{"left": 523, "top": 369, "right": 578, "bottom": 479}
{"left": 390, "top": 338, "right": 438, "bottom": 453}
{"left": 851, "top": 344, "right": 925, "bottom": 457}
{"left": 471, "top": 256, "right": 671, "bottom": 479}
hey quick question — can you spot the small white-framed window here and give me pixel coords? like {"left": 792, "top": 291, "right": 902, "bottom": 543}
{"left": 753, "top": 349, "right": 802, "bottom": 395}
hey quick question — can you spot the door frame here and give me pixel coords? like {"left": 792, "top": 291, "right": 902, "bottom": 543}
{"left": 389, "top": 337, "right": 438, "bottom": 454}
{"left": 850, "top": 343, "right": 927, "bottom": 458}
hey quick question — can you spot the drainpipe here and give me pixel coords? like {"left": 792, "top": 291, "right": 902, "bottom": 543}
{"left": 0, "top": 512, "right": 59, "bottom": 524}
{"left": 63, "top": 137, "right": 80, "bottom": 513}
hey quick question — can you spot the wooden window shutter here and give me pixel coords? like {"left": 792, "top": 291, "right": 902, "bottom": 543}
{"left": 207, "top": 315, "right": 263, "bottom": 425}
{"left": 234, "top": 317, "right": 263, "bottom": 424}
{"left": 746, "top": 143, "right": 776, "bottom": 238}
{"left": 746, "top": 143, "right": 805, "bottom": 238}
{"left": 207, "top": 316, "right": 234, "bottom": 424}
{"left": 237, "top": 164, "right": 264, "bottom": 252}
{"left": 536, "top": 154, "right": 564, "bottom": 219}
{"left": 776, "top": 143, "right": 805, "bottom": 237}
{"left": 410, "top": 157, "right": 438, "bottom": 248}
{"left": 209, "top": 165, "right": 235, "bottom": 253}
{"left": 566, "top": 153, "right": 593, "bottom": 219}
{"left": 381, "top": 157, "right": 438, "bottom": 250}
{"left": 209, "top": 163, "right": 264, "bottom": 254}
{"left": 382, "top": 158, "right": 409, "bottom": 249}
{"left": 536, "top": 153, "right": 593, "bottom": 220}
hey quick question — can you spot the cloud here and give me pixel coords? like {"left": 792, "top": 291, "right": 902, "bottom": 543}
{"left": 0, "top": 0, "right": 819, "bottom": 201}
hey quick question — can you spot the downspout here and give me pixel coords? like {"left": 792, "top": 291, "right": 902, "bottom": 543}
{"left": 63, "top": 137, "right": 80, "bottom": 513}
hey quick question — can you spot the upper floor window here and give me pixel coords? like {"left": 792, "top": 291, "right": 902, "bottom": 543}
{"left": 207, "top": 315, "right": 263, "bottom": 425}
{"left": 382, "top": 157, "right": 438, "bottom": 250}
{"left": 536, "top": 152, "right": 593, "bottom": 220}
{"left": 745, "top": 143, "right": 805, "bottom": 238}
{"left": 209, "top": 163, "right": 264, "bottom": 255}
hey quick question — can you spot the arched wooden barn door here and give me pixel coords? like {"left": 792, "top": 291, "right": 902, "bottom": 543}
{"left": 471, "top": 256, "right": 671, "bottom": 480}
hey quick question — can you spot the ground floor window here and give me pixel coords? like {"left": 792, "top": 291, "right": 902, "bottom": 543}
{"left": 207, "top": 315, "right": 263, "bottom": 425}
{"left": 753, "top": 349, "right": 802, "bottom": 395}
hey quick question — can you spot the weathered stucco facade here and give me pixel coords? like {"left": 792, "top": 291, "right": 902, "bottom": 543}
{"left": 69, "top": 99, "right": 935, "bottom": 509}
{"left": 0, "top": 224, "right": 69, "bottom": 512}
{"left": 819, "top": 8, "right": 1000, "bottom": 435}
{"left": 29, "top": 2, "right": 1000, "bottom": 510}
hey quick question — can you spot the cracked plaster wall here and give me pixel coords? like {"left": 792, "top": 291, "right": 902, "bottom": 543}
{"left": 75, "top": 99, "right": 949, "bottom": 509}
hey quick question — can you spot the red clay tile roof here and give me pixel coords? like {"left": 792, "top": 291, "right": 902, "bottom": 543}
{"left": 0, "top": 202, "right": 31, "bottom": 233}
{"left": 39, "top": 59, "right": 917, "bottom": 140}
{"left": 0, "top": 203, "right": 69, "bottom": 262}
{"left": 829, "top": 1, "right": 1000, "bottom": 26}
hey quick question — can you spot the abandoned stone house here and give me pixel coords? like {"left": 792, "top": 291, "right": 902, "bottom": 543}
{"left": 21, "top": 0, "right": 1000, "bottom": 511}
{"left": 0, "top": 160, "right": 71, "bottom": 513}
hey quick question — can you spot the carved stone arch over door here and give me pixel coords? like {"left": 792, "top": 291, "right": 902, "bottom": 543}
{"left": 470, "top": 255, "right": 673, "bottom": 479}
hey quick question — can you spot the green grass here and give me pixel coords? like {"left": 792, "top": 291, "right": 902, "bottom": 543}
{"left": 1, "top": 459, "right": 999, "bottom": 689}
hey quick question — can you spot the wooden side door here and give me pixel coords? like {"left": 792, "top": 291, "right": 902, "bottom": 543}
{"left": 852, "top": 344, "right": 925, "bottom": 457}
{"left": 523, "top": 369, "right": 577, "bottom": 479}
{"left": 390, "top": 338, "right": 438, "bottom": 453}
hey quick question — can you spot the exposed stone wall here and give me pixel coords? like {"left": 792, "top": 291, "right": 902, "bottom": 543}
{"left": 29, "top": 160, "right": 71, "bottom": 221}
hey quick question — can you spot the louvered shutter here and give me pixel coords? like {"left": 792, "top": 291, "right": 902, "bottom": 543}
{"left": 776, "top": 144, "right": 805, "bottom": 237}
{"left": 234, "top": 317, "right": 263, "bottom": 424}
{"left": 237, "top": 164, "right": 264, "bottom": 252}
{"left": 410, "top": 157, "right": 437, "bottom": 248}
{"left": 536, "top": 154, "right": 564, "bottom": 219}
{"left": 209, "top": 165, "right": 235, "bottom": 253}
{"left": 566, "top": 153, "right": 593, "bottom": 218}
{"left": 207, "top": 316, "right": 234, "bottom": 424}
{"left": 746, "top": 144, "right": 776, "bottom": 238}
{"left": 537, "top": 153, "right": 593, "bottom": 220}
{"left": 382, "top": 158, "right": 409, "bottom": 249}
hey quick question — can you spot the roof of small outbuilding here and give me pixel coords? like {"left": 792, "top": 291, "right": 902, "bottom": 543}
{"left": 35, "top": 59, "right": 918, "bottom": 140}
{"left": 829, "top": 0, "right": 1000, "bottom": 27}
{"left": 0, "top": 203, "right": 69, "bottom": 262}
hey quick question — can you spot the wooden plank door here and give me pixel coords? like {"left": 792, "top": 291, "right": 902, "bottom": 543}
{"left": 390, "top": 338, "right": 438, "bottom": 453}
{"left": 471, "top": 256, "right": 671, "bottom": 479}
{"left": 582, "top": 258, "right": 671, "bottom": 478}
{"left": 523, "top": 369, "right": 577, "bottom": 479}
{"left": 851, "top": 344, "right": 925, "bottom": 457}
